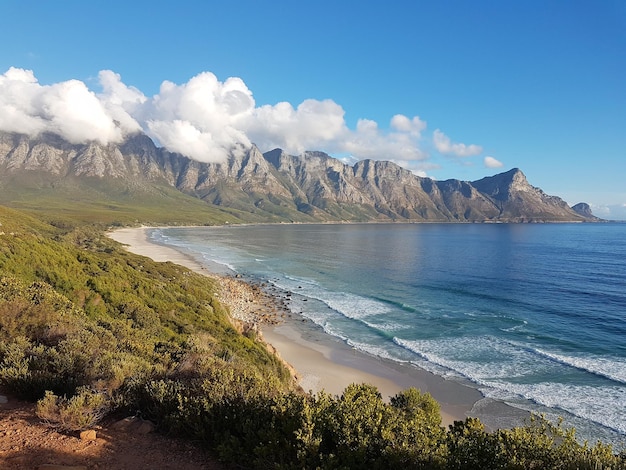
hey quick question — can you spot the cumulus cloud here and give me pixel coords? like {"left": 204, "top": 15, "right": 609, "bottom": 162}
{"left": 338, "top": 115, "right": 428, "bottom": 162}
{"left": 97, "top": 70, "right": 145, "bottom": 134}
{"left": 244, "top": 98, "right": 347, "bottom": 155}
{"left": 592, "top": 203, "right": 626, "bottom": 221}
{"left": 143, "top": 72, "right": 255, "bottom": 162}
{"left": 390, "top": 114, "right": 426, "bottom": 135}
{"left": 433, "top": 129, "right": 482, "bottom": 157}
{"left": 484, "top": 156, "right": 503, "bottom": 168}
{"left": 0, "top": 67, "right": 127, "bottom": 144}
{"left": 0, "top": 68, "right": 45, "bottom": 135}
{"left": 0, "top": 67, "right": 474, "bottom": 169}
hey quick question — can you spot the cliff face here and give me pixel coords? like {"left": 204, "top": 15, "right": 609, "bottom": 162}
{"left": 571, "top": 202, "right": 602, "bottom": 221}
{"left": 471, "top": 169, "right": 583, "bottom": 222}
{"left": 0, "top": 131, "right": 596, "bottom": 223}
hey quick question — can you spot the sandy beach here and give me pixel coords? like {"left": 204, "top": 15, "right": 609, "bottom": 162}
{"left": 108, "top": 226, "right": 526, "bottom": 429}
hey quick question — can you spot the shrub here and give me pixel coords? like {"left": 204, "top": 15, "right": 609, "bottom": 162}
{"left": 387, "top": 388, "right": 447, "bottom": 467}
{"left": 496, "top": 415, "right": 624, "bottom": 470}
{"left": 36, "top": 387, "right": 108, "bottom": 431}
{"left": 446, "top": 417, "right": 503, "bottom": 470}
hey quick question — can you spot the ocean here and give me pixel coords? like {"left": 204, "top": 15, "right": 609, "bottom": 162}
{"left": 149, "top": 223, "right": 626, "bottom": 447}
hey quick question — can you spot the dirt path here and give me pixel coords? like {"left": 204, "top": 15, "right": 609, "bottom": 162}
{"left": 0, "top": 392, "right": 224, "bottom": 470}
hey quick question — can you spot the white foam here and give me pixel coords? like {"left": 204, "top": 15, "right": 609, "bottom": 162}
{"left": 200, "top": 253, "right": 236, "bottom": 272}
{"left": 363, "top": 319, "right": 408, "bottom": 332}
{"left": 396, "top": 336, "right": 541, "bottom": 378}
{"left": 525, "top": 347, "right": 626, "bottom": 385}
{"left": 345, "top": 339, "right": 403, "bottom": 362}
{"left": 393, "top": 336, "right": 626, "bottom": 436}
{"left": 276, "top": 276, "right": 392, "bottom": 321}
{"left": 492, "top": 382, "right": 626, "bottom": 435}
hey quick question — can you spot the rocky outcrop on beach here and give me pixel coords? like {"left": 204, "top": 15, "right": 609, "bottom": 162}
{"left": 0, "top": 130, "right": 599, "bottom": 223}
{"left": 216, "top": 275, "right": 287, "bottom": 328}
{"left": 212, "top": 274, "right": 303, "bottom": 386}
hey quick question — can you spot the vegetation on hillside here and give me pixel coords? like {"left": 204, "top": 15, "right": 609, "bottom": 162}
{"left": 0, "top": 175, "right": 262, "bottom": 227}
{"left": 0, "top": 205, "right": 623, "bottom": 469}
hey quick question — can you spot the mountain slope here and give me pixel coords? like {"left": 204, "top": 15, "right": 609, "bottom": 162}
{"left": 471, "top": 168, "right": 582, "bottom": 222}
{"left": 0, "top": 131, "right": 596, "bottom": 223}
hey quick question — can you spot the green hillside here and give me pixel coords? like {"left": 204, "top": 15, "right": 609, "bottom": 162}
{"left": 0, "top": 174, "right": 262, "bottom": 227}
{"left": 0, "top": 205, "right": 622, "bottom": 468}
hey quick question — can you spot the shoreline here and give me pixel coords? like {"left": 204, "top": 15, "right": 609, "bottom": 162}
{"left": 107, "top": 226, "right": 528, "bottom": 429}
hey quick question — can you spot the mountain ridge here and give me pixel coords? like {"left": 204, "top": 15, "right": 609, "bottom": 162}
{"left": 0, "top": 131, "right": 598, "bottom": 223}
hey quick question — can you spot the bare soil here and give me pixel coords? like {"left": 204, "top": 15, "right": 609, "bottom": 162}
{"left": 0, "top": 391, "right": 224, "bottom": 470}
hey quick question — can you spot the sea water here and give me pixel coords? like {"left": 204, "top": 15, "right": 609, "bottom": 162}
{"left": 149, "top": 223, "right": 626, "bottom": 447}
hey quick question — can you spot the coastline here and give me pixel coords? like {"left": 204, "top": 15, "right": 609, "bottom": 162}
{"left": 107, "top": 226, "right": 526, "bottom": 429}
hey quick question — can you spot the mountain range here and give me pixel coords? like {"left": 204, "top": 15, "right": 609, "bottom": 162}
{"left": 0, "top": 131, "right": 599, "bottom": 223}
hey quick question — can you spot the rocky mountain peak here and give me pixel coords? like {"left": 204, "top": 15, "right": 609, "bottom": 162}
{"left": 471, "top": 168, "right": 531, "bottom": 200}
{"left": 571, "top": 202, "right": 599, "bottom": 220}
{"left": 0, "top": 131, "right": 600, "bottom": 223}
{"left": 263, "top": 148, "right": 289, "bottom": 168}
{"left": 508, "top": 168, "right": 531, "bottom": 191}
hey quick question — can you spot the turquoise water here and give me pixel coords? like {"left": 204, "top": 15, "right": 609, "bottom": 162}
{"left": 150, "top": 223, "right": 626, "bottom": 446}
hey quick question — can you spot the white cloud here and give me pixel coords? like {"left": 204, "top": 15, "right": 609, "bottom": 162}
{"left": 0, "top": 67, "right": 127, "bottom": 144}
{"left": 142, "top": 72, "right": 255, "bottom": 162}
{"left": 41, "top": 80, "right": 119, "bottom": 143}
{"left": 433, "top": 129, "right": 482, "bottom": 157}
{"left": 0, "top": 68, "right": 46, "bottom": 136}
{"left": 592, "top": 203, "right": 626, "bottom": 221}
{"left": 390, "top": 114, "right": 426, "bottom": 135}
{"left": 338, "top": 115, "right": 428, "bottom": 162}
{"left": 244, "top": 98, "right": 347, "bottom": 154}
{"left": 0, "top": 67, "right": 444, "bottom": 167}
{"left": 591, "top": 204, "right": 610, "bottom": 217}
{"left": 244, "top": 104, "right": 428, "bottom": 163}
{"left": 484, "top": 156, "right": 503, "bottom": 168}
{"left": 97, "top": 70, "right": 145, "bottom": 134}
{"left": 401, "top": 160, "right": 440, "bottom": 178}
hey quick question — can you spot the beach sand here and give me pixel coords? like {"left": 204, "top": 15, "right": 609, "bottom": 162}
{"left": 108, "top": 226, "right": 527, "bottom": 429}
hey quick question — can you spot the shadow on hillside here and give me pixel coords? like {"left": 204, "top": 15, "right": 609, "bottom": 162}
{"left": 0, "top": 392, "right": 224, "bottom": 470}
{"left": 0, "top": 428, "right": 225, "bottom": 470}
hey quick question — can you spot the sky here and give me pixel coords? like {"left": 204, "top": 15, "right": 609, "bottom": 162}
{"left": 1, "top": 0, "right": 625, "bottom": 219}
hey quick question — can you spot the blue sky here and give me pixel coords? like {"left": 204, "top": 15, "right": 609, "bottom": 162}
{"left": 1, "top": 0, "right": 625, "bottom": 218}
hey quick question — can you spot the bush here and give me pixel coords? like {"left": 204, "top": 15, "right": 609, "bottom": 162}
{"left": 495, "top": 415, "right": 624, "bottom": 470}
{"left": 446, "top": 417, "right": 503, "bottom": 470}
{"left": 36, "top": 387, "right": 108, "bottom": 431}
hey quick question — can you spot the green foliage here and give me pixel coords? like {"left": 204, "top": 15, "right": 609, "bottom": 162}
{"left": 0, "top": 205, "right": 624, "bottom": 469}
{"left": 495, "top": 415, "right": 623, "bottom": 470}
{"left": 0, "top": 205, "right": 293, "bottom": 405}
{"left": 446, "top": 415, "right": 625, "bottom": 470}
{"left": 127, "top": 363, "right": 285, "bottom": 464}
{"left": 131, "top": 381, "right": 447, "bottom": 469}
{"left": 36, "top": 387, "right": 108, "bottom": 431}
{"left": 0, "top": 176, "right": 248, "bottom": 227}
{"left": 388, "top": 388, "right": 447, "bottom": 467}
{"left": 447, "top": 418, "right": 504, "bottom": 469}
{"left": 314, "top": 384, "right": 399, "bottom": 468}
{"left": 299, "top": 385, "right": 447, "bottom": 469}
{"left": 190, "top": 384, "right": 447, "bottom": 469}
